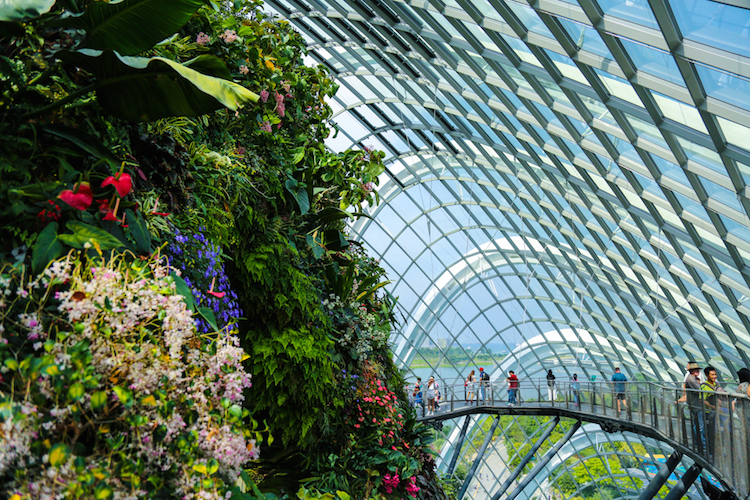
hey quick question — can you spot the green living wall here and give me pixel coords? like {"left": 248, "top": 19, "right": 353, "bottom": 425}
{"left": 0, "top": 1, "right": 449, "bottom": 499}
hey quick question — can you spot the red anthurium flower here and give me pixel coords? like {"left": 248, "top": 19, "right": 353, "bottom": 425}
{"left": 58, "top": 182, "right": 93, "bottom": 211}
{"left": 101, "top": 172, "right": 133, "bottom": 198}
{"left": 102, "top": 210, "right": 119, "bottom": 221}
{"left": 207, "top": 277, "right": 225, "bottom": 298}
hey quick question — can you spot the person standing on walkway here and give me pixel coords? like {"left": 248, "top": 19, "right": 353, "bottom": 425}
{"left": 479, "top": 367, "right": 489, "bottom": 402}
{"left": 571, "top": 373, "right": 580, "bottom": 407}
{"left": 426, "top": 376, "right": 437, "bottom": 416}
{"left": 701, "top": 366, "right": 724, "bottom": 461}
{"left": 611, "top": 367, "right": 628, "bottom": 413}
{"left": 466, "top": 370, "right": 476, "bottom": 404}
{"left": 682, "top": 362, "right": 707, "bottom": 455}
{"left": 506, "top": 370, "right": 519, "bottom": 405}
{"left": 546, "top": 369, "right": 556, "bottom": 402}
{"left": 413, "top": 377, "right": 423, "bottom": 409}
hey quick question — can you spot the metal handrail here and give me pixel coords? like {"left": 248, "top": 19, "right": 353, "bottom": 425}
{"left": 406, "top": 378, "right": 750, "bottom": 499}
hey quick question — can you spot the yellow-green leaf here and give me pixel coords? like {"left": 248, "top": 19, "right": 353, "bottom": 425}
{"left": 94, "top": 485, "right": 113, "bottom": 499}
{"left": 192, "top": 463, "right": 208, "bottom": 475}
{"left": 49, "top": 443, "right": 71, "bottom": 466}
{"left": 141, "top": 394, "right": 157, "bottom": 406}
{"left": 91, "top": 391, "right": 107, "bottom": 409}
{"left": 56, "top": 50, "right": 259, "bottom": 122}
{"left": 68, "top": 382, "right": 85, "bottom": 401}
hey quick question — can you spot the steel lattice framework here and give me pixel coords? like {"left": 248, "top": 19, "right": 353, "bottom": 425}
{"left": 266, "top": 0, "right": 750, "bottom": 497}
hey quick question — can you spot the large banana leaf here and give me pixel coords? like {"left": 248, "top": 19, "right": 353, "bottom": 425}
{"left": 56, "top": 49, "right": 258, "bottom": 122}
{"left": 0, "top": 0, "right": 55, "bottom": 22}
{"left": 53, "top": 0, "right": 207, "bottom": 56}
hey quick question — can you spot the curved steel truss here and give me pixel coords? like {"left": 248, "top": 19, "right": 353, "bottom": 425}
{"left": 268, "top": 0, "right": 750, "bottom": 497}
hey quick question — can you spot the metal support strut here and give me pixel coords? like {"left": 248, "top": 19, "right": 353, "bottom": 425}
{"left": 447, "top": 416, "right": 472, "bottom": 476}
{"left": 490, "top": 417, "right": 561, "bottom": 500}
{"left": 662, "top": 464, "right": 702, "bottom": 500}
{"left": 503, "top": 420, "right": 582, "bottom": 500}
{"left": 636, "top": 451, "right": 683, "bottom": 500}
{"left": 457, "top": 416, "right": 500, "bottom": 500}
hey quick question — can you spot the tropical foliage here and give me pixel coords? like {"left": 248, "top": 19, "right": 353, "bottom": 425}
{"left": 0, "top": 0, "right": 448, "bottom": 499}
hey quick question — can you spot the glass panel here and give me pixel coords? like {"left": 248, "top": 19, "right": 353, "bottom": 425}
{"left": 597, "top": 0, "right": 659, "bottom": 28}
{"left": 619, "top": 38, "right": 685, "bottom": 86}
{"left": 671, "top": 0, "right": 750, "bottom": 59}
{"left": 558, "top": 18, "right": 614, "bottom": 60}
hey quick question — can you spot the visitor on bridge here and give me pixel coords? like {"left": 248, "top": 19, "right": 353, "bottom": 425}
{"left": 506, "top": 370, "right": 519, "bottom": 405}
{"left": 733, "top": 368, "right": 750, "bottom": 414}
{"left": 479, "top": 367, "right": 489, "bottom": 402}
{"left": 611, "top": 367, "right": 628, "bottom": 413}
{"left": 466, "top": 370, "right": 476, "bottom": 404}
{"left": 679, "top": 362, "right": 707, "bottom": 456}
{"left": 426, "top": 376, "right": 437, "bottom": 416}
{"left": 547, "top": 369, "right": 556, "bottom": 402}
{"left": 572, "top": 373, "right": 580, "bottom": 407}
{"left": 413, "top": 377, "right": 422, "bottom": 408}
{"left": 701, "top": 366, "right": 725, "bottom": 461}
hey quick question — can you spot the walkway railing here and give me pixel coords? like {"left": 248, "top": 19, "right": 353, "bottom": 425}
{"left": 407, "top": 379, "right": 750, "bottom": 500}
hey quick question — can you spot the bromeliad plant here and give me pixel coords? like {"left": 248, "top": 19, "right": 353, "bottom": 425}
{"left": 0, "top": 252, "right": 258, "bottom": 499}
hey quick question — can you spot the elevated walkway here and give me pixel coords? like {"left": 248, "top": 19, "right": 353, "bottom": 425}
{"left": 414, "top": 380, "right": 749, "bottom": 500}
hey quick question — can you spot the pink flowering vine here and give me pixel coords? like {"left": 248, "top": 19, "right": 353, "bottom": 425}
{"left": 219, "top": 29, "right": 237, "bottom": 43}
{"left": 274, "top": 91, "right": 285, "bottom": 118}
{"left": 260, "top": 90, "right": 269, "bottom": 103}
{"left": 196, "top": 32, "right": 210, "bottom": 45}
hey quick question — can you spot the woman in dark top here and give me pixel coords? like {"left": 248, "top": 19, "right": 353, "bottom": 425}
{"left": 547, "top": 369, "right": 556, "bottom": 401}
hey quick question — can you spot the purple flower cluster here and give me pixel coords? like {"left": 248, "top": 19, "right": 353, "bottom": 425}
{"left": 166, "top": 228, "right": 242, "bottom": 333}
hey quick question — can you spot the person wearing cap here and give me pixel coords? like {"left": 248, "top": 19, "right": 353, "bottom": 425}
{"left": 677, "top": 362, "right": 707, "bottom": 455}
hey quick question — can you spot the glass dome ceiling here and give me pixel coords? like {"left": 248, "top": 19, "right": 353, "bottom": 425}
{"left": 266, "top": 0, "right": 750, "bottom": 495}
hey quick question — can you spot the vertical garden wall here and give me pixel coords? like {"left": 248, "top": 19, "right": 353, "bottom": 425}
{"left": 0, "top": 1, "right": 449, "bottom": 499}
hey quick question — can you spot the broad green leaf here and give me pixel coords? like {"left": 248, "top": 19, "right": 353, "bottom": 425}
{"left": 126, "top": 209, "right": 151, "bottom": 253}
{"left": 60, "top": 221, "right": 125, "bottom": 251}
{"left": 207, "top": 458, "right": 219, "bottom": 475}
{"left": 170, "top": 271, "right": 196, "bottom": 311}
{"left": 284, "top": 179, "right": 310, "bottom": 215}
{"left": 91, "top": 391, "right": 107, "bottom": 409}
{"left": 49, "top": 443, "right": 71, "bottom": 466}
{"left": 0, "top": 0, "right": 55, "bottom": 22}
{"left": 94, "top": 485, "right": 113, "bottom": 499}
{"left": 112, "top": 385, "right": 133, "bottom": 406}
{"left": 53, "top": 0, "right": 206, "bottom": 56}
{"left": 3, "top": 359, "right": 18, "bottom": 370}
{"left": 42, "top": 126, "right": 120, "bottom": 166}
{"left": 192, "top": 463, "right": 208, "bottom": 475}
{"left": 56, "top": 50, "right": 258, "bottom": 122}
{"left": 43, "top": 364, "right": 60, "bottom": 376}
{"left": 292, "top": 147, "right": 305, "bottom": 164}
{"left": 68, "top": 382, "right": 85, "bottom": 401}
{"left": 198, "top": 307, "right": 218, "bottom": 332}
{"left": 32, "top": 222, "right": 63, "bottom": 274}
{"left": 305, "top": 234, "right": 325, "bottom": 260}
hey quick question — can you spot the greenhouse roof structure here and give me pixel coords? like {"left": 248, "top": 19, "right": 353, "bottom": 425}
{"left": 266, "top": 0, "right": 750, "bottom": 496}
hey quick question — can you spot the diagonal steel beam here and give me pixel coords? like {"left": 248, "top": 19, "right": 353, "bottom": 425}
{"left": 490, "top": 416, "right": 561, "bottom": 500}
{"left": 457, "top": 416, "right": 500, "bottom": 500}
{"left": 503, "top": 420, "right": 582, "bottom": 500}
{"left": 662, "top": 464, "right": 702, "bottom": 500}
{"left": 637, "top": 451, "right": 683, "bottom": 500}
{"left": 447, "top": 416, "right": 473, "bottom": 475}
